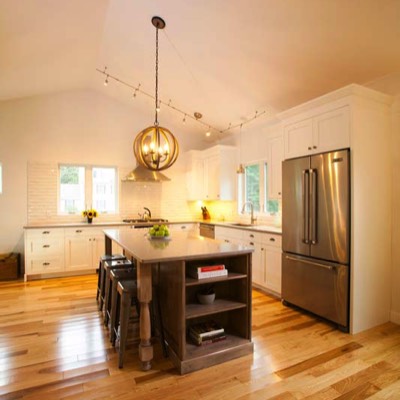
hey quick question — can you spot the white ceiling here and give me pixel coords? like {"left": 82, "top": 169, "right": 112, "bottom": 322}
{"left": 1, "top": 0, "right": 400, "bottom": 145}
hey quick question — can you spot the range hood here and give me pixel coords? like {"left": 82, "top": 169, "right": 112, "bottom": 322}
{"left": 122, "top": 165, "right": 170, "bottom": 182}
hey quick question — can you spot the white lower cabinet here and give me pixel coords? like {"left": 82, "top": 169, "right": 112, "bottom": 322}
{"left": 25, "top": 228, "right": 65, "bottom": 276}
{"left": 215, "top": 226, "right": 282, "bottom": 295}
{"left": 64, "top": 228, "right": 104, "bottom": 271}
{"left": 24, "top": 225, "right": 121, "bottom": 280}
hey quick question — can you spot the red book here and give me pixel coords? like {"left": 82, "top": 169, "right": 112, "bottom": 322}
{"left": 198, "top": 264, "right": 225, "bottom": 272}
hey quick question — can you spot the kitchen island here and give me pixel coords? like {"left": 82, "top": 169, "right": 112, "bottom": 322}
{"left": 103, "top": 228, "right": 254, "bottom": 374}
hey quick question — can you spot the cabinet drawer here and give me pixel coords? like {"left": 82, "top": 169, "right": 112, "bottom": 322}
{"left": 64, "top": 227, "right": 104, "bottom": 239}
{"left": 28, "top": 237, "right": 64, "bottom": 256}
{"left": 261, "top": 234, "right": 282, "bottom": 248}
{"left": 29, "top": 256, "right": 64, "bottom": 273}
{"left": 26, "top": 228, "right": 64, "bottom": 239}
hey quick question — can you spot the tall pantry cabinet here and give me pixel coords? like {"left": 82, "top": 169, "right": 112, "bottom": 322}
{"left": 278, "top": 84, "right": 393, "bottom": 334}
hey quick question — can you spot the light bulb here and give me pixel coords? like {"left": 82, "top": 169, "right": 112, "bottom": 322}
{"left": 143, "top": 144, "right": 149, "bottom": 154}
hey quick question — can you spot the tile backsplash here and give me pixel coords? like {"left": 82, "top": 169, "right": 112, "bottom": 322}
{"left": 27, "top": 162, "right": 193, "bottom": 224}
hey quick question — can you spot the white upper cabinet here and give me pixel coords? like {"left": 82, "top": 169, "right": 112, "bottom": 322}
{"left": 186, "top": 145, "right": 237, "bottom": 201}
{"left": 283, "top": 106, "right": 350, "bottom": 159}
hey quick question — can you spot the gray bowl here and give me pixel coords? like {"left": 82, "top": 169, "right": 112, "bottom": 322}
{"left": 197, "top": 292, "right": 215, "bottom": 304}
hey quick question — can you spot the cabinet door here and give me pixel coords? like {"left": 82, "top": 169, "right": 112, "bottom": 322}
{"left": 268, "top": 135, "right": 284, "bottom": 199}
{"left": 284, "top": 118, "right": 313, "bottom": 159}
{"left": 251, "top": 243, "right": 263, "bottom": 287}
{"left": 263, "top": 245, "right": 282, "bottom": 294}
{"left": 313, "top": 106, "right": 350, "bottom": 154}
{"left": 204, "top": 154, "right": 220, "bottom": 200}
{"left": 65, "top": 235, "right": 91, "bottom": 270}
{"left": 91, "top": 234, "right": 105, "bottom": 269}
{"left": 186, "top": 153, "right": 205, "bottom": 200}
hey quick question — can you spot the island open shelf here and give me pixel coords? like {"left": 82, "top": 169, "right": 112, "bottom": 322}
{"left": 157, "top": 253, "right": 253, "bottom": 374}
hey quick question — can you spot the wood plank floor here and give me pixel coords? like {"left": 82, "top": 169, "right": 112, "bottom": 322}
{"left": 0, "top": 275, "right": 399, "bottom": 399}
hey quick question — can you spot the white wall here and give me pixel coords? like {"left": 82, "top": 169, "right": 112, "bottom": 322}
{"left": 0, "top": 89, "right": 194, "bottom": 255}
{"left": 391, "top": 97, "right": 400, "bottom": 324}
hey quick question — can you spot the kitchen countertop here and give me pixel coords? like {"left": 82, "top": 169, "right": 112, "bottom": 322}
{"left": 23, "top": 219, "right": 282, "bottom": 234}
{"left": 104, "top": 228, "right": 253, "bottom": 263}
{"left": 197, "top": 220, "right": 282, "bottom": 235}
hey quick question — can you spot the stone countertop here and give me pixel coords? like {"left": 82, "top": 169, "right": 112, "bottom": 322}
{"left": 197, "top": 220, "right": 282, "bottom": 235}
{"left": 104, "top": 229, "right": 254, "bottom": 264}
{"left": 23, "top": 220, "right": 195, "bottom": 229}
{"left": 23, "top": 219, "right": 282, "bottom": 235}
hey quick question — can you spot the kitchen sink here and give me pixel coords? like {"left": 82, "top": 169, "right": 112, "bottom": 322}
{"left": 228, "top": 222, "right": 254, "bottom": 227}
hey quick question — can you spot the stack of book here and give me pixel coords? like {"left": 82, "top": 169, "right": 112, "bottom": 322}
{"left": 188, "top": 320, "right": 226, "bottom": 346}
{"left": 187, "top": 264, "right": 228, "bottom": 279}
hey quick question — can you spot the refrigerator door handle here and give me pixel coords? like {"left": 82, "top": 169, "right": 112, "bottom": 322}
{"left": 285, "top": 255, "right": 334, "bottom": 271}
{"left": 302, "top": 170, "right": 310, "bottom": 244}
{"left": 310, "top": 168, "right": 318, "bottom": 245}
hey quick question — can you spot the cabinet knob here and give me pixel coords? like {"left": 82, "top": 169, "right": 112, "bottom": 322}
{"left": 89, "top": 238, "right": 92, "bottom": 241}
{"left": 249, "top": 242, "right": 254, "bottom": 246}
{"left": 313, "top": 145, "right": 317, "bottom": 149}
{"left": 269, "top": 238, "right": 275, "bottom": 242}
{"left": 278, "top": 192, "right": 282, "bottom": 195}
{"left": 43, "top": 262, "right": 50, "bottom": 266}
{"left": 250, "top": 234, "right": 254, "bottom": 238}
{"left": 308, "top": 146, "right": 312, "bottom": 150}
{"left": 43, "top": 244, "right": 50, "bottom": 248}
{"left": 42, "top": 231, "right": 50, "bottom": 234}
{"left": 76, "top": 230, "right": 82, "bottom": 233}
{"left": 181, "top": 226, "right": 186, "bottom": 229}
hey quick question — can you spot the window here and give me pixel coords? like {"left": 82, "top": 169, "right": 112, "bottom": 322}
{"left": 59, "top": 165, "right": 118, "bottom": 215}
{"left": 59, "top": 166, "right": 85, "bottom": 214}
{"left": 92, "top": 167, "right": 116, "bottom": 213}
{"left": 239, "top": 161, "right": 278, "bottom": 215}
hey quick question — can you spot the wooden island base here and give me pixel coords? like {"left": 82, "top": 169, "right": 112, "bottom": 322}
{"left": 104, "top": 229, "right": 254, "bottom": 374}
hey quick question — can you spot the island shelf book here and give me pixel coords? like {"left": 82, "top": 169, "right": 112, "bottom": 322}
{"left": 187, "top": 264, "right": 228, "bottom": 279}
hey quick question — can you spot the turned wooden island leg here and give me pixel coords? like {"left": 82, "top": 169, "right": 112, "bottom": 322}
{"left": 137, "top": 262, "right": 153, "bottom": 370}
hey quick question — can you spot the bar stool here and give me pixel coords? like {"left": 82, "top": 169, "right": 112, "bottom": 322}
{"left": 113, "top": 280, "right": 168, "bottom": 369}
{"left": 114, "top": 280, "right": 140, "bottom": 368}
{"left": 99, "top": 259, "right": 131, "bottom": 312}
{"left": 104, "top": 266, "right": 137, "bottom": 330}
{"left": 96, "top": 254, "right": 125, "bottom": 303}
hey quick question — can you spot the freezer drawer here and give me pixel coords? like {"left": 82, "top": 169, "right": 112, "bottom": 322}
{"left": 281, "top": 253, "right": 349, "bottom": 328}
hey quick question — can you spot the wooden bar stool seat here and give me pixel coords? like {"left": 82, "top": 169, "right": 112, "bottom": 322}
{"left": 96, "top": 254, "right": 125, "bottom": 303}
{"left": 99, "top": 259, "right": 131, "bottom": 312}
{"left": 105, "top": 267, "right": 137, "bottom": 331}
{"left": 114, "top": 280, "right": 140, "bottom": 368}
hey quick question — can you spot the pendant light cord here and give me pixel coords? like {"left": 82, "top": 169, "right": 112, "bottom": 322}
{"left": 154, "top": 24, "right": 159, "bottom": 126}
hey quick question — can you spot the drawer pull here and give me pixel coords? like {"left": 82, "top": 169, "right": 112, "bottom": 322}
{"left": 249, "top": 242, "right": 254, "bottom": 246}
{"left": 43, "top": 245, "right": 50, "bottom": 248}
{"left": 75, "top": 230, "right": 82, "bottom": 233}
{"left": 249, "top": 234, "right": 254, "bottom": 238}
{"left": 43, "top": 262, "right": 50, "bottom": 266}
{"left": 269, "top": 238, "right": 276, "bottom": 242}
{"left": 181, "top": 226, "right": 186, "bottom": 229}
{"left": 42, "top": 231, "right": 50, "bottom": 234}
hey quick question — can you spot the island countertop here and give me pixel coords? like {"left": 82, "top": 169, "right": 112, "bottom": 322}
{"left": 103, "top": 228, "right": 254, "bottom": 264}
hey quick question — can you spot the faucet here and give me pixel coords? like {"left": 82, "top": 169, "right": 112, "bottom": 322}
{"left": 143, "top": 207, "right": 152, "bottom": 220}
{"left": 241, "top": 201, "right": 257, "bottom": 224}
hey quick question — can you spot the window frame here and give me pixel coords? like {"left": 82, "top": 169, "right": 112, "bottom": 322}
{"left": 238, "top": 160, "right": 277, "bottom": 216}
{"left": 58, "top": 163, "right": 119, "bottom": 216}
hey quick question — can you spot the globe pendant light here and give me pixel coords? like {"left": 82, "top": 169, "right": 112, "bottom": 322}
{"left": 133, "top": 16, "right": 179, "bottom": 171}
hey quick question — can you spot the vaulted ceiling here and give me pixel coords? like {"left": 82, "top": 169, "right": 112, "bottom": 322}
{"left": 1, "top": 0, "right": 400, "bottom": 146}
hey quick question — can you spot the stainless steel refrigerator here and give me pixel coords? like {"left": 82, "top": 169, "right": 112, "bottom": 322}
{"left": 282, "top": 149, "right": 350, "bottom": 331}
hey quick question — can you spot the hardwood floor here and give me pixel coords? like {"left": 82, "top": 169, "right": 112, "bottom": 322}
{"left": 0, "top": 275, "right": 399, "bottom": 399}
